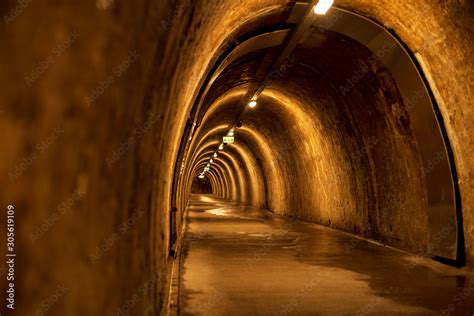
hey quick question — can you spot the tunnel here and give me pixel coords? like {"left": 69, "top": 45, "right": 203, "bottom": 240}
{"left": 1, "top": 0, "right": 474, "bottom": 315}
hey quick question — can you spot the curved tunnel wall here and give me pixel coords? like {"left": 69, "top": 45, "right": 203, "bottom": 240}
{"left": 177, "top": 3, "right": 468, "bottom": 264}
{"left": 188, "top": 125, "right": 268, "bottom": 208}
{"left": 2, "top": 1, "right": 473, "bottom": 315}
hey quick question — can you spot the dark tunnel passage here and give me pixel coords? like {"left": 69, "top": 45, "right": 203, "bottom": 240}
{"left": 191, "top": 177, "right": 213, "bottom": 194}
{"left": 177, "top": 4, "right": 460, "bottom": 262}
{"left": 1, "top": 0, "right": 474, "bottom": 315}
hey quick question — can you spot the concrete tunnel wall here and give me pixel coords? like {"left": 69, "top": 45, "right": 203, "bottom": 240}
{"left": 0, "top": 0, "right": 473, "bottom": 315}
{"left": 179, "top": 26, "right": 440, "bottom": 257}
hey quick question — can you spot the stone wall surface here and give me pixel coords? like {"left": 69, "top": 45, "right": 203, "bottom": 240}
{"left": 0, "top": 0, "right": 472, "bottom": 314}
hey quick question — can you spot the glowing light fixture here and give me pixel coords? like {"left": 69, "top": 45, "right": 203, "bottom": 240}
{"left": 213, "top": 153, "right": 218, "bottom": 158}
{"left": 210, "top": 159, "right": 214, "bottom": 163}
{"left": 314, "top": 0, "right": 333, "bottom": 15}
{"left": 219, "top": 144, "right": 224, "bottom": 150}
{"left": 198, "top": 174, "right": 204, "bottom": 179}
{"left": 248, "top": 100, "right": 257, "bottom": 108}
{"left": 228, "top": 130, "right": 234, "bottom": 137}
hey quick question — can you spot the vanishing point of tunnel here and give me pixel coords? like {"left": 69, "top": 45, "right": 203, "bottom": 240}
{"left": 1, "top": 0, "right": 474, "bottom": 315}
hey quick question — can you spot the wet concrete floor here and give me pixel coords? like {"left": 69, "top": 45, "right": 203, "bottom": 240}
{"left": 178, "top": 195, "right": 474, "bottom": 315}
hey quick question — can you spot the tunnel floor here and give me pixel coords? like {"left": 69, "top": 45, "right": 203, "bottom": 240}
{"left": 178, "top": 195, "right": 474, "bottom": 315}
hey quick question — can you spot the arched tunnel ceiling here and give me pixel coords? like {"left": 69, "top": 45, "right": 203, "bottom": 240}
{"left": 178, "top": 5, "right": 460, "bottom": 261}
{"left": 2, "top": 0, "right": 474, "bottom": 314}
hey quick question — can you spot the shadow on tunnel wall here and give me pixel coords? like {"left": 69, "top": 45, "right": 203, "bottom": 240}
{"left": 0, "top": 0, "right": 473, "bottom": 315}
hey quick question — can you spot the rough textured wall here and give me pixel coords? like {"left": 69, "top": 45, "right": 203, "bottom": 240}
{"left": 0, "top": 0, "right": 473, "bottom": 314}
{"left": 336, "top": 0, "right": 474, "bottom": 268}
{"left": 184, "top": 31, "right": 430, "bottom": 255}
{"left": 0, "top": 0, "right": 173, "bottom": 314}
{"left": 1, "top": 1, "right": 290, "bottom": 312}
{"left": 181, "top": 0, "right": 474, "bottom": 267}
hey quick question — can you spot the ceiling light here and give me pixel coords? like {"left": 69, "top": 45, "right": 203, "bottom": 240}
{"left": 219, "top": 144, "right": 224, "bottom": 150}
{"left": 314, "top": 0, "right": 333, "bottom": 15}
{"left": 228, "top": 130, "right": 234, "bottom": 137}
{"left": 213, "top": 153, "right": 217, "bottom": 158}
{"left": 248, "top": 100, "right": 257, "bottom": 108}
{"left": 210, "top": 159, "right": 213, "bottom": 163}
